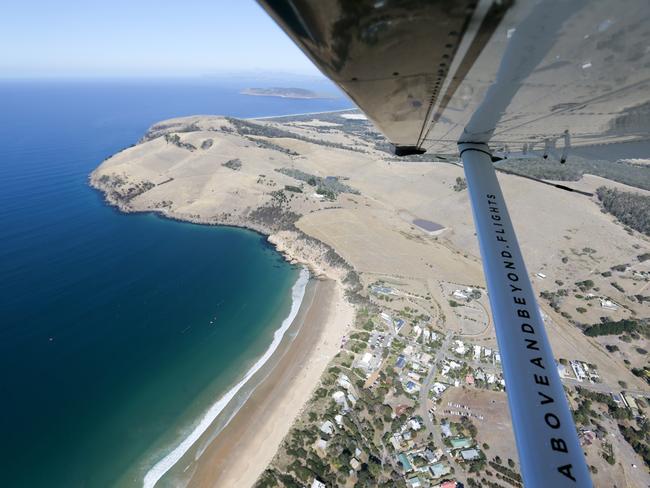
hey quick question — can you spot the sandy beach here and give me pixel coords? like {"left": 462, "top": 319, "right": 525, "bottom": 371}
{"left": 185, "top": 277, "right": 354, "bottom": 487}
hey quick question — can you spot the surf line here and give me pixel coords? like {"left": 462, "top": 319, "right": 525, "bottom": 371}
{"left": 143, "top": 267, "right": 310, "bottom": 488}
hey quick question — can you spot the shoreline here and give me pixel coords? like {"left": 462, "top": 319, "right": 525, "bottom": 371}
{"left": 143, "top": 268, "right": 311, "bottom": 488}
{"left": 89, "top": 113, "right": 359, "bottom": 487}
{"left": 186, "top": 277, "right": 353, "bottom": 487}
{"left": 248, "top": 107, "right": 356, "bottom": 120}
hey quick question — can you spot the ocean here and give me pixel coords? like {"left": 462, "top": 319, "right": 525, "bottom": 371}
{"left": 0, "top": 78, "right": 352, "bottom": 487}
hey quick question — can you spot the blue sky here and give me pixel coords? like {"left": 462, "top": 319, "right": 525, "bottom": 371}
{"left": 0, "top": 1, "right": 320, "bottom": 78}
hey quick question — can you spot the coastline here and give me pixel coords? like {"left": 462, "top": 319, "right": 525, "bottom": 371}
{"left": 142, "top": 268, "right": 311, "bottom": 488}
{"left": 89, "top": 112, "right": 360, "bottom": 487}
{"left": 186, "top": 277, "right": 353, "bottom": 487}
{"left": 248, "top": 107, "right": 356, "bottom": 120}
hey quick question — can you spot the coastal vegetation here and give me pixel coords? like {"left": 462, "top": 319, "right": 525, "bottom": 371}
{"left": 583, "top": 318, "right": 648, "bottom": 338}
{"left": 164, "top": 133, "right": 197, "bottom": 151}
{"left": 453, "top": 177, "right": 467, "bottom": 192}
{"left": 276, "top": 168, "right": 360, "bottom": 197}
{"left": 495, "top": 157, "right": 650, "bottom": 191}
{"left": 96, "top": 174, "right": 155, "bottom": 204}
{"left": 222, "top": 158, "right": 242, "bottom": 171}
{"left": 226, "top": 117, "right": 367, "bottom": 153}
{"left": 596, "top": 186, "right": 650, "bottom": 236}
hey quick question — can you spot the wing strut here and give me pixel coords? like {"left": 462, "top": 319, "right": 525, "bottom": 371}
{"left": 459, "top": 142, "right": 592, "bottom": 488}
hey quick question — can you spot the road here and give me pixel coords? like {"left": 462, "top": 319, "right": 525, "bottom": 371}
{"left": 417, "top": 332, "right": 467, "bottom": 475}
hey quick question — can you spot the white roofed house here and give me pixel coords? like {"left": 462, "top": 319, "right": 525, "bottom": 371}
{"left": 311, "top": 479, "right": 326, "bottom": 488}
{"left": 320, "top": 420, "right": 335, "bottom": 436}
{"left": 413, "top": 325, "right": 423, "bottom": 340}
{"left": 460, "top": 448, "right": 481, "bottom": 461}
{"left": 570, "top": 361, "right": 587, "bottom": 382}
{"left": 448, "top": 360, "right": 461, "bottom": 370}
{"left": 453, "top": 289, "right": 469, "bottom": 300}
{"left": 337, "top": 374, "right": 353, "bottom": 390}
{"left": 358, "top": 351, "right": 373, "bottom": 372}
{"left": 600, "top": 298, "right": 618, "bottom": 310}
{"left": 315, "top": 438, "right": 328, "bottom": 451}
{"left": 332, "top": 390, "right": 348, "bottom": 409}
{"left": 432, "top": 382, "right": 447, "bottom": 395}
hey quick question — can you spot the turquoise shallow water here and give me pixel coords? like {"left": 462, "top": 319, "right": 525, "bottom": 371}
{"left": 0, "top": 78, "right": 352, "bottom": 487}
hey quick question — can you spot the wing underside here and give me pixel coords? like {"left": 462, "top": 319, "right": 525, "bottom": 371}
{"left": 259, "top": 0, "right": 650, "bottom": 156}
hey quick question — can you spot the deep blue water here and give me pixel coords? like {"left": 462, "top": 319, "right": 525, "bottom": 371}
{"left": 0, "top": 78, "right": 352, "bottom": 487}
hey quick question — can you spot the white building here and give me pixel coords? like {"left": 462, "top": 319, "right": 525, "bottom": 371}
{"left": 423, "top": 329, "right": 431, "bottom": 343}
{"left": 315, "top": 439, "right": 328, "bottom": 451}
{"left": 320, "top": 420, "right": 335, "bottom": 435}
{"left": 600, "top": 299, "right": 618, "bottom": 310}
{"left": 570, "top": 361, "right": 587, "bottom": 382}
{"left": 453, "top": 289, "right": 468, "bottom": 300}
{"left": 337, "top": 374, "right": 353, "bottom": 390}
{"left": 359, "top": 352, "right": 373, "bottom": 371}
{"left": 413, "top": 325, "right": 423, "bottom": 340}
{"left": 449, "top": 360, "right": 461, "bottom": 369}
{"left": 332, "top": 390, "right": 347, "bottom": 406}
{"left": 432, "top": 382, "right": 447, "bottom": 395}
{"left": 380, "top": 312, "right": 393, "bottom": 325}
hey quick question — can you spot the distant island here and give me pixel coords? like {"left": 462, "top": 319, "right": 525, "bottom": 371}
{"left": 240, "top": 87, "right": 333, "bottom": 99}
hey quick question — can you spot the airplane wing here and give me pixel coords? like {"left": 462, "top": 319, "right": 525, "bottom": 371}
{"left": 259, "top": 0, "right": 650, "bottom": 157}
{"left": 258, "top": 1, "right": 650, "bottom": 487}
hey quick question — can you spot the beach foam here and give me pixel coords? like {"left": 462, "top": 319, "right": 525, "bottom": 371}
{"left": 143, "top": 267, "right": 310, "bottom": 488}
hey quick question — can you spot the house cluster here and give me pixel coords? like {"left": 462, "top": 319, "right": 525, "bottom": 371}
{"left": 392, "top": 417, "right": 458, "bottom": 488}
{"left": 396, "top": 345, "right": 435, "bottom": 395}
{"left": 436, "top": 351, "right": 505, "bottom": 393}
{"left": 314, "top": 374, "right": 359, "bottom": 453}
{"left": 569, "top": 360, "right": 601, "bottom": 383}
{"left": 381, "top": 311, "right": 405, "bottom": 333}
{"left": 412, "top": 324, "right": 439, "bottom": 344}
{"left": 453, "top": 340, "right": 501, "bottom": 365}
{"left": 440, "top": 421, "right": 484, "bottom": 464}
